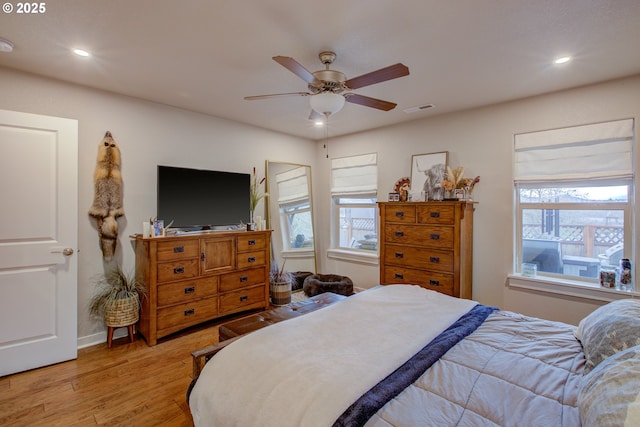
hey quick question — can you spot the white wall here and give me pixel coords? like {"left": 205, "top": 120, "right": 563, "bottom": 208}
{"left": 3, "top": 65, "right": 639, "bottom": 343}
{"left": 0, "top": 67, "right": 316, "bottom": 346}
{"left": 315, "top": 75, "right": 640, "bottom": 325}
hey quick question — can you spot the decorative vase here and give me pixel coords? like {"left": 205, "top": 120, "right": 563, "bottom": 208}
{"left": 270, "top": 281, "right": 291, "bottom": 306}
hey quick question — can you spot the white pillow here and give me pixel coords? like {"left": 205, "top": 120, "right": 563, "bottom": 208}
{"left": 579, "top": 345, "right": 640, "bottom": 427}
{"left": 574, "top": 299, "right": 640, "bottom": 373}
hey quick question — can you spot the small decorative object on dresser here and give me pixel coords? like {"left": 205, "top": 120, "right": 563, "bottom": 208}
{"left": 393, "top": 177, "right": 411, "bottom": 202}
{"left": 249, "top": 166, "right": 267, "bottom": 229}
{"left": 378, "top": 201, "right": 476, "bottom": 299}
{"left": 442, "top": 165, "right": 480, "bottom": 201}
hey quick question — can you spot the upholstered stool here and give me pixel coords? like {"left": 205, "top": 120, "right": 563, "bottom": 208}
{"left": 303, "top": 274, "right": 354, "bottom": 297}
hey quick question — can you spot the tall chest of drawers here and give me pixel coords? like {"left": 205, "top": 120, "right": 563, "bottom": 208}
{"left": 378, "top": 201, "right": 475, "bottom": 299}
{"left": 134, "top": 230, "right": 270, "bottom": 345}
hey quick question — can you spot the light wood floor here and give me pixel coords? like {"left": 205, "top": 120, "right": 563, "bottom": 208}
{"left": 0, "top": 318, "right": 233, "bottom": 426}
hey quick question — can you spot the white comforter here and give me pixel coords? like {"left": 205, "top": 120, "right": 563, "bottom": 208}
{"left": 189, "top": 285, "right": 477, "bottom": 427}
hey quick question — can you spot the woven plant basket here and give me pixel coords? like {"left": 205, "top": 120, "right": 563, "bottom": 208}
{"left": 270, "top": 281, "right": 292, "bottom": 306}
{"left": 104, "top": 296, "right": 140, "bottom": 327}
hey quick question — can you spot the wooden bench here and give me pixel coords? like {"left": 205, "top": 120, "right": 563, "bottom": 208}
{"left": 191, "top": 292, "right": 346, "bottom": 378}
{"left": 218, "top": 292, "right": 346, "bottom": 341}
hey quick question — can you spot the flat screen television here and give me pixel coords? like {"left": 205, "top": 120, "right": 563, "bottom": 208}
{"left": 157, "top": 165, "right": 251, "bottom": 230}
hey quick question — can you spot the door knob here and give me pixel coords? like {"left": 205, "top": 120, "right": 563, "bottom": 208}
{"left": 51, "top": 248, "right": 74, "bottom": 256}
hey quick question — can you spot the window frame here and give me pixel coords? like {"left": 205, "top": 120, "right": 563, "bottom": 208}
{"left": 515, "top": 182, "right": 633, "bottom": 281}
{"left": 331, "top": 193, "right": 378, "bottom": 253}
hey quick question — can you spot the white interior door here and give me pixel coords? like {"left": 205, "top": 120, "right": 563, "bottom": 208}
{"left": 0, "top": 109, "right": 78, "bottom": 377}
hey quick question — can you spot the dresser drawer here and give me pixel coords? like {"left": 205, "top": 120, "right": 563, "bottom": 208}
{"left": 219, "top": 285, "right": 265, "bottom": 313}
{"left": 219, "top": 267, "right": 265, "bottom": 292}
{"left": 237, "top": 234, "right": 267, "bottom": 252}
{"left": 156, "top": 296, "right": 218, "bottom": 331}
{"left": 383, "top": 267, "right": 454, "bottom": 296}
{"left": 157, "top": 258, "right": 199, "bottom": 283}
{"left": 156, "top": 240, "right": 199, "bottom": 261}
{"left": 157, "top": 277, "right": 218, "bottom": 307}
{"left": 384, "top": 244, "right": 454, "bottom": 273}
{"left": 383, "top": 205, "right": 416, "bottom": 223}
{"left": 237, "top": 250, "right": 266, "bottom": 269}
{"left": 384, "top": 224, "right": 454, "bottom": 248}
{"left": 417, "top": 205, "right": 455, "bottom": 225}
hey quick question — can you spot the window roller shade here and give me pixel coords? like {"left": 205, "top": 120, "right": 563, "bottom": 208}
{"left": 331, "top": 153, "right": 377, "bottom": 195}
{"left": 514, "top": 119, "right": 634, "bottom": 183}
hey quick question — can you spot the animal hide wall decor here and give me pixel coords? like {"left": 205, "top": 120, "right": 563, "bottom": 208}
{"left": 88, "top": 131, "right": 124, "bottom": 260}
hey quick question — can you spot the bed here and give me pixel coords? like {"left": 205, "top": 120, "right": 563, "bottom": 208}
{"left": 188, "top": 285, "right": 640, "bottom": 427}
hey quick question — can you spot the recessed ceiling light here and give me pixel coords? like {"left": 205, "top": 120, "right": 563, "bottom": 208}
{"left": 554, "top": 56, "right": 571, "bottom": 65}
{"left": 0, "top": 38, "right": 14, "bottom": 53}
{"left": 72, "top": 48, "right": 90, "bottom": 57}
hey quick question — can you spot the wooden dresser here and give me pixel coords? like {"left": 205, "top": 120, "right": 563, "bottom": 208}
{"left": 378, "top": 201, "right": 475, "bottom": 299}
{"left": 134, "top": 230, "right": 271, "bottom": 345}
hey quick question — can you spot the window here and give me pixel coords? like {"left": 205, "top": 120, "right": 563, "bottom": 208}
{"left": 280, "top": 200, "right": 313, "bottom": 250}
{"left": 514, "top": 119, "right": 634, "bottom": 283}
{"left": 334, "top": 196, "right": 378, "bottom": 251}
{"left": 330, "top": 153, "right": 378, "bottom": 253}
{"left": 275, "top": 166, "right": 313, "bottom": 251}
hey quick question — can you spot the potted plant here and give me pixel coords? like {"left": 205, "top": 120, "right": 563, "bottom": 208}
{"left": 249, "top": 166, "right": 267, "bottom": 230}
{"left": 270, "top": 260, "right": 292, "bottom": 306}
{"left": 89, "top": 265, "right": 146, "bottom": 330}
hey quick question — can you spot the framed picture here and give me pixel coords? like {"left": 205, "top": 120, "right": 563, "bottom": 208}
{"left": 411, "top": 151, "right": 448, "bottom": 201}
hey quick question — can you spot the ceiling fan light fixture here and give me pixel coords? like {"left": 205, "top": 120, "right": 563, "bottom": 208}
{"left": 309, "top": 92, "right": 345, "bottom": 116}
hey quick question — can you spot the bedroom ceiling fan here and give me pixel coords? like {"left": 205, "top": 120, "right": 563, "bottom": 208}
{"left": 244, "top": 51, "right": 410, "bottom": 121}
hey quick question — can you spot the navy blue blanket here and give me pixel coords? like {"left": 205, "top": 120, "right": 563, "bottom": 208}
{"left": 333, "top": 304, "right": 498, "bottom": 427}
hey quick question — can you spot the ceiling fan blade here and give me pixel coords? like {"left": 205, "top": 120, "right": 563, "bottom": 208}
{"left": 244, "top": 91, "right": 311, "bottom": 100}
{"left": 308, "top": 110, "right": 325, "bottom": 121}
{"left": 345, "top": 93, "right": 397, "bottom": 111}
{"left": 273, "top": 56, "right": 321, "bottom": 86}
{"left": 344, "top": 63, "right": 410, "bottom": 90}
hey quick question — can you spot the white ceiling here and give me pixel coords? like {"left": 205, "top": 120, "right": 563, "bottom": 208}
{"left": 1, "top": 0, "right": 639, "bottom": 140}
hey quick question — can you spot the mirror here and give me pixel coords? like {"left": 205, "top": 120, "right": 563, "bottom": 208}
{"left": 265, "top": 161, "right": 316, "bottom": 283}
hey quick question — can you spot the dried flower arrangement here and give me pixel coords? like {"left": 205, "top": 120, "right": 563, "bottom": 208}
{"left": 441, "top": 166, "right": 480, "bottom": 196}
{"left": 249, "top": 166, "right": 267, "bottom": 220}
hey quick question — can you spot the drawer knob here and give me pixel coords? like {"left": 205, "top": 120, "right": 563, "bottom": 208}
{"left": 240, "top": 295, "right": 248, "bottom": 302}
{"left": 184, "top": 308, "right": 195, "bottom": 316}
{"left": 430, "top": 233, "right": 440, "bottom": 240}
{"left": 394, "top": 273, "right": 404, "bottom": 279}
{"left": 395, "top": 231, "right": 404, "bottom": 237}
{"left": 174, "top": 266, "right": 185, "bottom": 274}
{"left": 429, "top": 256, "right": 440, "bottom": 263}
{"left": 395, "top": 252, "right": 404, "bottom": 259}
{"left": 248, "top": 256, "right": 256, "bottom": 263}
{"left": 173, "top": 246, "right": 185, "bottom": 253}
{"left": 395, "top": 211, "right": 404, "bottom": 217}
{"left": 430, "top": 212, "right": 441, "bottom": 218}
{"left": 184, "top": 286, "right": 195, "bottom": 294}
{"left": 240, "top": 275, "right": 248, "bottom": 282}
{"left": 248, "top": 239, "right": 256, "bottom": 245}
{"left": 429, "top": 279, "right": 441, "bottom": 286}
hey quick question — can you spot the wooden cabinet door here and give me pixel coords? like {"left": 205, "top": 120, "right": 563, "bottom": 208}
{"left": 201, "top": 236, "right": 236, "bottom": 275}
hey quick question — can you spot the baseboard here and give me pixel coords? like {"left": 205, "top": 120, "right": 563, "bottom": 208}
{"left": 77, "top": 327, "right": 130, "bottom": 349}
